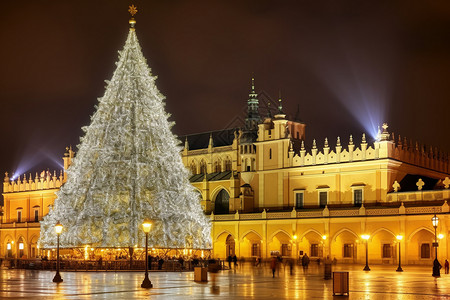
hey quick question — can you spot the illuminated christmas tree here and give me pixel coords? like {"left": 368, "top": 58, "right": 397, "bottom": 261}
{"left": 39, "top": 7, "right": 211, "bottom": 250}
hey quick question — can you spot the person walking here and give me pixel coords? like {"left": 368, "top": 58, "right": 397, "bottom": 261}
{"left": 445, "top": 259, "right": 449, "bottom": 274}
{"left": 302, "top": 253, "right": 309, "bottom": 271}
{"left": 232, "top": 255, "right": 238, "bottom": 268}
{"left": 270, "top": 257, "right": 277, "bottom": 278}
{"left": 227, "top": 255, "right": 232, "bottom": 269}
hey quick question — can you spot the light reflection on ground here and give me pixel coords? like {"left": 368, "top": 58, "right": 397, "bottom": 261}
{"left": 0, "top": 263, "right": 449, "bottom": 299}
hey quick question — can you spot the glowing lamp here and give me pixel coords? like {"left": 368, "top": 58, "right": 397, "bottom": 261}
{"left": 438, "top": 234, "right": 444, "bottom": 240}
{"left": 142, "top": 219, "right": 152, "bottom": 234}
{"left": 322, "top": 235, "right": 327, "bottom": 240}
{"left": 396, "top": 235, "right": 403, "bottom": 241}
{"left": 432, "top": 215, "right": 439, "bottom": 228}
{"left": 293, "top": 235, "right": 298, "bottom": 240}
{"left": 54, "top": 222, "right": 63, "bottom": 235}
{"left": 361, "top": 234, "right": 370, "bottom": 240}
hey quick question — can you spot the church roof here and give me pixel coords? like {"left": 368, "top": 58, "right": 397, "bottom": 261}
{"left": 180, "top": 129, "right": 237, "bottom": 150}
{"left": 190, "top": 171, "right": 233, "bottom": 182}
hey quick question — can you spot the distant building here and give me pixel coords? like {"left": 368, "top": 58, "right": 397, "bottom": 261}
{"left": 1, "top": 80, "right": 449, "bottom": 265}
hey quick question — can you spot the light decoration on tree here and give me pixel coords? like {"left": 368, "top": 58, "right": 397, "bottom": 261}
{"left": 39, "top": 6, "right": 211, "bottom": 250}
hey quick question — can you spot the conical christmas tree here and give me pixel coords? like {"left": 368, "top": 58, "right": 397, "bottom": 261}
{"left": 39, "top": 12, "right": 211, "bottom": 250}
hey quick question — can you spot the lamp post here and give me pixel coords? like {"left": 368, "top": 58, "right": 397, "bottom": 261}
{"left": 141, "top": 219, "right": 153, "bottom": 288}
{"left": 361, "top": 234, "right": 370, "bottom": 271}
{"left": 52, "top": 222, "right": 63, "bottom": 283}
{"left": 432, "top": 214, "right": 440, "bottom": 277}
{"left": 396, "top": 235, "right": 403, "bottom": 272}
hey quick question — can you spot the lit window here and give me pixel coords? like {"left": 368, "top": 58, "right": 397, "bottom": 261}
{"left": 7, "top": 243, "right": 11, "bottom": 250}
{"left": 319, "top": 191, "right": 328, "bottom": 208}
{"left": 19, "top": 243, "right": 24, "bottom": 250}
{"left": 295, "top": 192, "right": 304, "bottom": 209}
{"left": 353, "top": 189, "right": 363, "bottom": 206}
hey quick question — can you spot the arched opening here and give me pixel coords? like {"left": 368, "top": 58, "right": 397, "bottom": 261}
{"left": 214, "top": 189, "right": 230, "bottom": 214}
{"left": 17, "top": 237, "right": 25, "bottom": 258}
{"left": 270, "top": 231, "right": 292, "bottom": 257}
{"left": 226, "top": 235, "right": 236, "bottom": 257}
{"left": 30, "top": 235, "right": 38, "bottom": 258}
{"left": 298, "top": 231, "right": 324, "bottom": 258}
{"left": 371, "top": 229, "right": 396, "bottom": 264}
{"left": 331, "top": 229, "right": 358, "bottom": 263}
{"left": 408, "top": 228, "right": 435, "bottom": 264}
{"left": 241, "top": 231, "right": 262, "bottom": 258}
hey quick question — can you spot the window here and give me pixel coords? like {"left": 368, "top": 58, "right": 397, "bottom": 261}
{"left": 6, "top": 243, "right": 11, "bottom": 250}
{"left": 343, "top": 244, "right": 353, "bottom": 258}
{"left": 319, "top": 191, "right": 328, "bottom": 208}
{"left": 17, "top": 210, "right": 22, "bottom": 223}
{"left": 421, "top": 243, "right": 431, "bottom": 259}
{"left": 199, "top": 160, "right": 207, "bottom": 174}
{"left": 190, "top": 161, "right": 197, "bottom": 175}
{"left": 382, "top": 244, "right": 391, "bottom": 258}
{"left": 310, "top": 244, "right": 319, "bottom": 257}
{"left": 34, "top": 209, "right": 39, "bottom": 222}
{"left": 269, "top": 148, "right": 272, "bottom": 159}
{"left": 281, "top": 244, "right": 289, "bottom": 256}
{"left": 353, "top": 189, "right": 363, "bottom": 206}
{"left": 224, "top": 159, "right": 232, "bottom": 171}
{"left": 295, "top": 192, "right": 304, "bottom": 209}
{"left": 268, "top": 129, "right": 272, "bottom": 136}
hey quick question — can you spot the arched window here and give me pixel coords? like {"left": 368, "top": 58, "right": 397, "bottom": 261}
{"left": 214, "top": 158, "right": 222, "bottom": 173}
{"left": 224, "top": 157, "right": 232, "bottom": 171}
{"left": 190, "top": 161, "right": 197, "bottom": 175}
{"left": 199, "top": 160, "right": 207, "bottom": 174}
{"left": 214, "top": 189, "right": 230, "bottom": 214}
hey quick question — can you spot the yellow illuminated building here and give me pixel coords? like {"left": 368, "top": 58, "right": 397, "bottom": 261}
{"left": 1, "top": 81, "right": 449, "bottom": 266}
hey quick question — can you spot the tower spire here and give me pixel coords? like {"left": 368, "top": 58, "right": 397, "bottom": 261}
{"left": 245, "top": 75, "right": 260, "bottom": 131}
{"left": 277, "top": 90, "right": 283, "bottom": 114}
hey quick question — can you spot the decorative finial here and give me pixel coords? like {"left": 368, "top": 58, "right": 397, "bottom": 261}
{"left": 362, "top": 133, "right": 366, "bottom": 144}
{"left": 278, "top": 90, "right": 283, "bottom": 114}
{"left": 128, "top": 5, "right": 138, "bottom": 28}
{"left": 312, "top": 139, "right": 317, "bottom": 149}
{"left": 301, "top": 140, "right": 305, "bottom": 151}
{"left": 324, "top": 138, "right": 329, "bottom": 148}
{"left": 349, "top": 135, "right": 353, "bottom": 145}
{"left": 337, "top": 136, "right": 341, "bottom": 147}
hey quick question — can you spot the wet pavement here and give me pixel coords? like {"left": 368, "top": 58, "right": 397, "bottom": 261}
{"left": 0, "top": 263, "right": 449, "bottom": 299}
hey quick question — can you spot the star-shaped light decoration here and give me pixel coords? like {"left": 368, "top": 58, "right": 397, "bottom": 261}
{"left": 128, "top": 5, "right": 138, "bottom": 17}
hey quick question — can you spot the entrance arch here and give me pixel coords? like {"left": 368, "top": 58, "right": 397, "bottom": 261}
{"left": 226, "top": 235, "right": 235, "bottom": 257}
{"left": 214, "top": 189, "right": 230, "bottom": 214}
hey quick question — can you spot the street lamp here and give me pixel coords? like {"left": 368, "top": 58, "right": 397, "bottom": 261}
{"left": 361, "top": 234, "right": 370, "bottom": 271}
{"left": 432, "top": 214, "right": 440, "bottom": 277}
{"left": 52, "top": 222, "right": 63, "bottom": 283}
{"left": 141, "top": 219, "right": 153, "bottom": 288}
{"left": 396, "top": 235, "right": 403, "bottom": 272}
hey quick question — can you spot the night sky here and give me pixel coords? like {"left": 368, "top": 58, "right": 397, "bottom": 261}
{"left": 1, "top": 1, "right": 449, "bottom": 178}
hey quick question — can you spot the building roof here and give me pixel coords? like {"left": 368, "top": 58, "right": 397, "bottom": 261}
{"left": 180, "top": 129, "right": 237, "bottom": 150}
{"left": 398, "top": 174, "right": 440, "bottom": 192}
{"left": 190, "top": 171, "right": 233, "bottom": 183}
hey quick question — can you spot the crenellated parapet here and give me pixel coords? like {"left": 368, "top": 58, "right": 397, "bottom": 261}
{"left": 291, "top": 123, "right": 449, "bottom": 173}
{"left": 3, "top": 170, "right": 64, "bottom": 193}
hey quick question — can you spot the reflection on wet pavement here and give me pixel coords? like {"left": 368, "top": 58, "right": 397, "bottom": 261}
{"left": 0, "top": 263, "right": 449, "bottom": 299}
